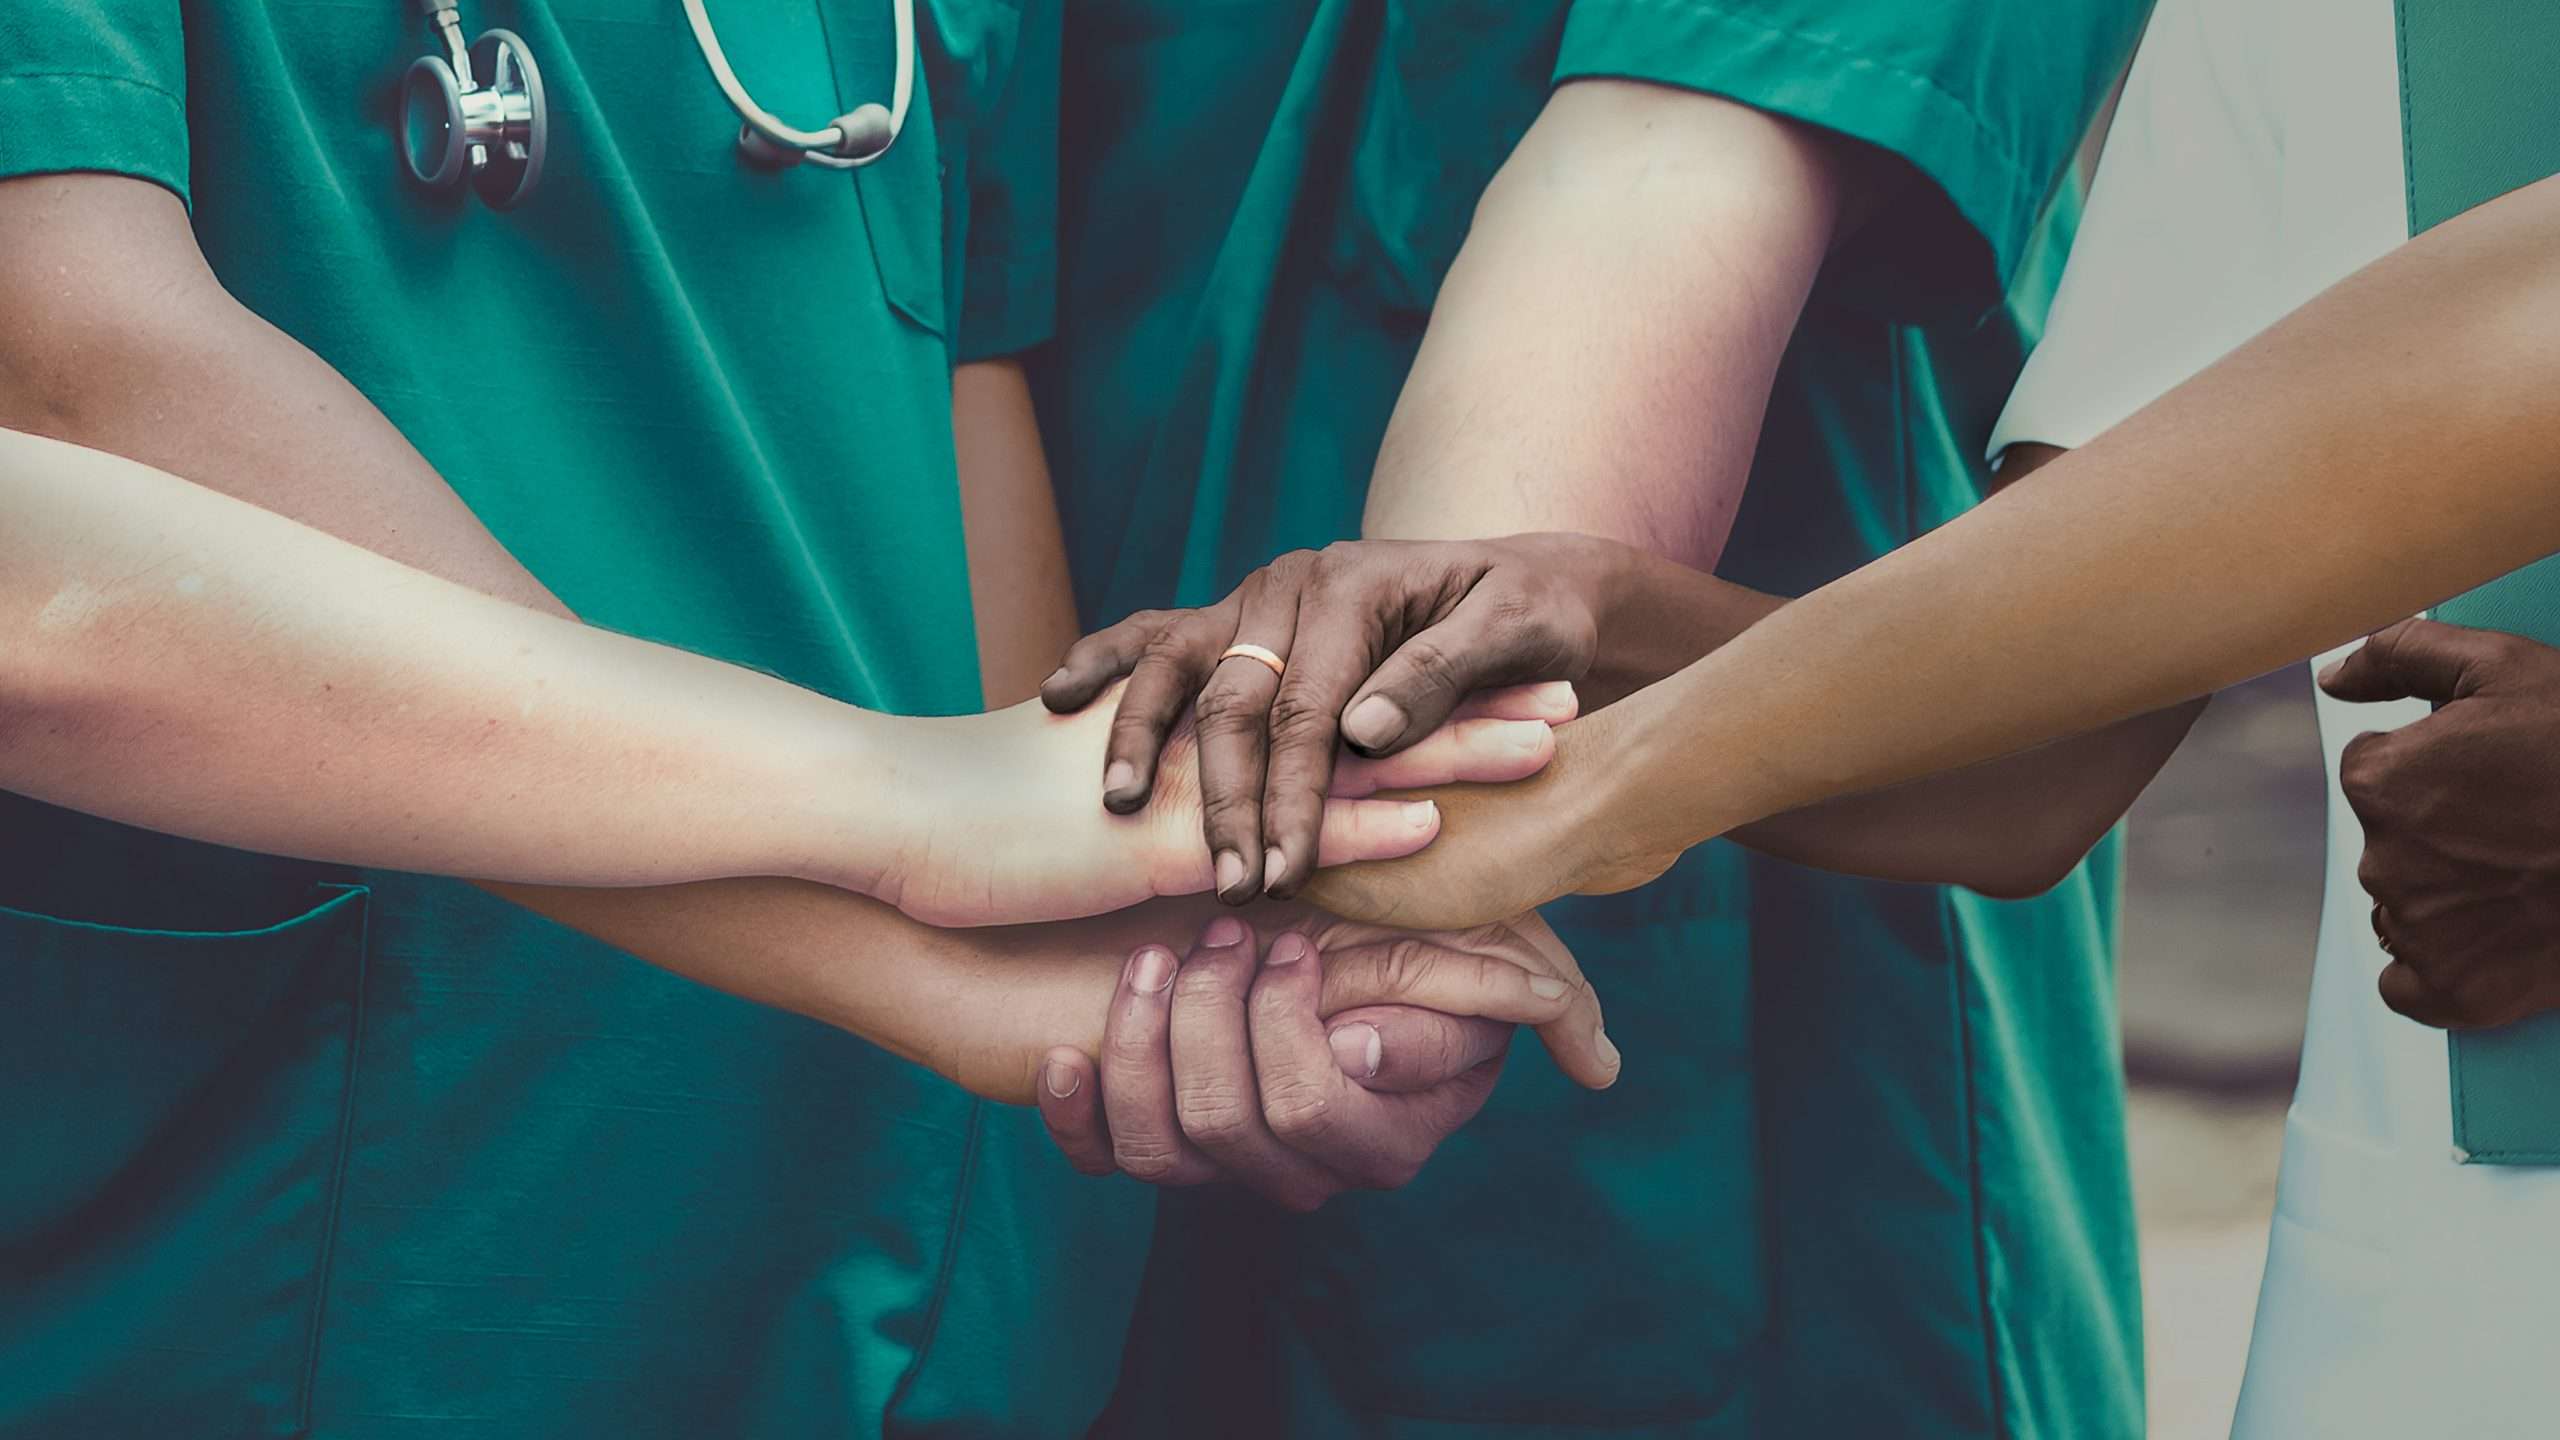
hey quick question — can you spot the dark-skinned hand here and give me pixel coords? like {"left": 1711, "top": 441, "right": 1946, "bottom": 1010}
{"left": 1038, "top": 535, "right": 1636, "bottom": 903}
{"left": 2321, "top": 618, "right": 2560, "bottom": 1029}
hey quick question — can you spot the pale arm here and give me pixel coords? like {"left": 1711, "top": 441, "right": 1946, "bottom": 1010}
{"left": 1361, "top": 79, "right": 1851, "bottom": 564}
{"left": 0, "top": 425, "right": 915, "bottom": 892}
{"left": 953, "top": 358, "right": 1082, "bottom": 703}
{"left": 0, "top": 176, "right": 1497, "bottom": 923}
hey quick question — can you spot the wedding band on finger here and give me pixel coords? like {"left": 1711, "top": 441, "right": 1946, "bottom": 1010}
{"left": 1219, "top": 642, "right": 1287, "bottom": 681}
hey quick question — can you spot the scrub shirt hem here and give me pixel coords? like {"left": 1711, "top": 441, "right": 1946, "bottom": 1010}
{"left": 0, "top": 71, "right": 192, "bottom": 208}
{"left": 1553, "top": 0, "right": 2034, "bottom": 323}
{"left": 957, "top": 247, "right": 1058, "bottom": 362}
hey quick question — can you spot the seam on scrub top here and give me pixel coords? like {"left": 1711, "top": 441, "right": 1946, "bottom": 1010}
{"left": 0, "top": 69, "right": 188, "bottom": 111}
{"left": 1946, "top": 895, "right": 2009, "bottom": 1440}
{"left": 882, "top": 1097, "right": 987, "bottom": 1422}
{"left": 295, "top": 885, "right": 376, "bottom": 1432}
{"left": 2396, "top": 0, "right": 2419, "bottom": 235}
{"left": 1561, "top": 0, "right": 2034, "bottom": 198}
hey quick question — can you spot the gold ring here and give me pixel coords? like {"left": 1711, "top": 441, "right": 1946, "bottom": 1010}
{"left": 1219, "top": 642, "right": 1286, "bottom": 680}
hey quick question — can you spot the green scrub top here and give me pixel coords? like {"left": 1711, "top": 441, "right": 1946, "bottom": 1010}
{"left": 0, "top": 4, "right": 1149, "bottom": 1438}
{"left": 1037, "top": 3, "right": 2146, "bottom": 1436}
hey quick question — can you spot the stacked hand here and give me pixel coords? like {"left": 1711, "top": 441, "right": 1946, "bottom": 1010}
{"left": 877, "top": 678, "right": 1568, "bottom": 927}
{"left": 1031, "top": 910, "right": 1603, "bottom": 1210}
{"left": 1037, "top": 535, "right": 1693, "bottom": 930}
{"left": 1039, "top": 536, "right": 1634, "bottom": 903}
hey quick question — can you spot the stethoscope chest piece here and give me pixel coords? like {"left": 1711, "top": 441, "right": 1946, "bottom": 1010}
{"left": 401, "top": 25, "right": 547, "bottom": 209}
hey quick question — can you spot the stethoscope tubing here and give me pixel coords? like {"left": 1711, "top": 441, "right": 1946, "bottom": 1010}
{"left": 677, "top": 0, "right": 914, "bottom": 168}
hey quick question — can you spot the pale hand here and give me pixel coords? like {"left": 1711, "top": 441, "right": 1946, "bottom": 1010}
{"left": 874, "top": 684, "right": 1563, "bottom": 928}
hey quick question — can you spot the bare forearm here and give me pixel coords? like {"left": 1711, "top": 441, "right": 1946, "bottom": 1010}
{"left": 1604, "top": 169, "right": 2560, "bottom": 853}
{"left": 953, "top": 359, "right": 1081, "bottom": 704}
{"left": 1362, "top": 82, "right": 1844, "bottom": 569}
{"left": 1577, "top": 540, "right": 2201, "bottom": 893}
{"left": 0, "top": 427, "right": 913, "bottom": 890}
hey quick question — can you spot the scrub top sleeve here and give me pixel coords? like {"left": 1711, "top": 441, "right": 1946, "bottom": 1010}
{"left": 1553, "top": 0, "right": 2149, "bottom": 324}
{"left": 0, "top": 1, "right": 190, "bottom": 204}
{"left": 954, "top": 0, "right": 1060, "bottom": 362}
{"left": 1989, "top": 0, "right": 2285, "bottom": 460}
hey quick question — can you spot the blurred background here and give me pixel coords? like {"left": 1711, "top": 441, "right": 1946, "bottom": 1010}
{"left": 2116, "top": 664, "right": 2323, "bottom": 1439}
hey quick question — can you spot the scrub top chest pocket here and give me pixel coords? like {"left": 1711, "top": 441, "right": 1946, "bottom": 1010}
{"left": 0, "top": 879, "right": 371, "bottom": 1439}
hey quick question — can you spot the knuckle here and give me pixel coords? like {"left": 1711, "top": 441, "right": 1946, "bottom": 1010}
{"left": 1102, "top": 1027, "right": 1162, "bottom": 1071}
{"left": 1264, "top": 690, "right": 1337, "bottom": 751}
{"left": 1394, "top": 636, "right": 1465, "bottom": 696}
{"left": 1175, "top": 1084, "right": 1256, "bottom": 1148}
{"left": 1260, "top": 1079, "right": 1338, "bottom": 1143}
{"left": 1191, "top": 682, "right": 1266, "bottom": 734}
{"left": 1377, "top": 938, "right": 1438, "bottom": 999}
{"left": 1414, "top": 1021, "right": 1468, "bottom": 1082}
{"left": 1172, "top": 956, "right": 1246, "bottom": 1004}
{"left": 2355, "top": 848, "right": 2392, "bottom": 900}
{"left": 2339, "top": 735, "right": 2398, "bottom": 803}
{"left": 1111, "top": 1138, "right": 1186, "bottom": 1183}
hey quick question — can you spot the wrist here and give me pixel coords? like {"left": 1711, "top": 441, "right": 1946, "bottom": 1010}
{"left": 780, "top": 700, "right": 943, "bottom": 901}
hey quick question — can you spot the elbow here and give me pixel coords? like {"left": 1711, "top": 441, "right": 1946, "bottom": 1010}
{"left": 1955, "top": 823, "right": 2110, "bottom": 901}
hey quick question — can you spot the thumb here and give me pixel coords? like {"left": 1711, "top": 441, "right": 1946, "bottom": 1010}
{"left": 2318, "top": 618, "right": 2499, "bottom": 705}
{"left": 1321, "top": 1005, "right": 1513, "bottom": 1093}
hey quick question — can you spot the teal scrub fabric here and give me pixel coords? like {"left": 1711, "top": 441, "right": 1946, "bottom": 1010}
{"left": 0, "top": 3, "right": 1149, "bottom": 1437}
{"left": 1037, "top": 3, "right": 2146, "bottom": 1435}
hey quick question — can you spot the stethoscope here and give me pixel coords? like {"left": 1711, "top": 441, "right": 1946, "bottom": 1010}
{"left": 398, "top": 0, "right": 916, "bottom": 210}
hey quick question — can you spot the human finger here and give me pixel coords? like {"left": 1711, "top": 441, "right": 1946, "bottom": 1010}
{"left": 1097, "top": 942, "right": 1221, "bottom": 1185}
{"left": 1102, "top": 613, "right": 1228, "bottom": 814}
{"left": 1340, "top": 585, "right": 1592, "bottom": 756}
{"left": 1314, "top": 928, "right": 1576, "bottom": 1026}
{"left": 1032, "top": 1047, "right": 1115, "bottom": 1176}
{"left": 1190, "top": 573, "right": 1303, "bottom": 902}
{"left": 2379, "top": 958, "right": 2469, "bottom": 1029}
{"left": 1043, "top": 609, "right": 1179, "bottom": 714}
{"left": 1252, "top": 588, "right": 1397, "bottom": 902}
{"left": 1450, "top": 681, "right": 1581, "bottom": 724}
{"left": 2317, "top": 618, "right": 2511, "bottom": 706}
{"left": 1166, "top": 920, "right": 1341, "bottom": 1209}
{"left": 1331, "top": 718, "right": 1554, "bottom": 796}
{"left": 1320, "top": 1005, "right": 1513, "bottom": 1094}
{"left": 1247, "top": 930, "right": 1412, "bottom": 1189}
{"left": 1310, "top": 797, "right": 1445, "bottom": 869}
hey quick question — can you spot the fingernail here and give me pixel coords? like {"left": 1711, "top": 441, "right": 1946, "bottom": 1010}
{"left": 1529, "top": 976, "right": 1568, "bottom": 1000}
{"left": 1214, "top": 849, "right": 1250, "bottom": 899}
{"left": 1104, "top": 760, "right": 1137, "bottom": 797}
{"left": 1595, "top": 1025, "right": 1622, "bottom": 1073}
{"left": 1130, "top": 946, "right": 1176, "bottom": 993}
{"left": 1267, "top": 932, "right": 1311, "bottom": 966}
{"left": 1533, "top": 680, "right": 1578, "bottom": 714}
{"left": 1263, "top": 846, "right": 1290, "bottom": 891}
{"left": 1500, "top": 720, "right": 1551, "bottom": 756}
{"left": 1043, "top": 1060, "right": 1081, "bottom": 1098}
{"left": 1343, "top": 694, "right": 1409, "bottom": 752}
{"left": 1402, "top": 800, "right": 1438, "bottom": 829}
{"left": 1202, "top": 915, "right": 1246, "bottom": 949}
{"left": 1330, "top": 1023, "right": 1382, "bottom": 1078}
{"left": 1044, "top": 667, "right": 1070, "bottom": 691}
{"left": 2316, "top": 659, "right": 2344, "bottom": 688}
